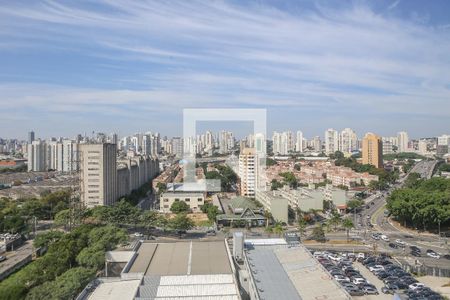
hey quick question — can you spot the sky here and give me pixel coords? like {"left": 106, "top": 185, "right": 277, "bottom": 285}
{"left": 0, "top": 0, "right": 449, "bottom": 140}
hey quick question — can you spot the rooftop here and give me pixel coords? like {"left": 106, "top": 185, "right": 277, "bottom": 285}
{"left": 126, "top": 241, "right": 232, "bottom": 276}
{"left": 245, "top": 240, "right": 350, "bottom": 300}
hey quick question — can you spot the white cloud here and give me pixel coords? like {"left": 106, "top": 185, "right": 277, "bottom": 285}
{"left": 0, "top": 1, "right": 449, "bottom": 137}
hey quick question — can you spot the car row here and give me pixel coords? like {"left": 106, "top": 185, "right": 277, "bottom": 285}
{"left": 314, "top": 251, "right": 378, "bottom": 296}
{"left": 361, "top": 255, "right": 442, "bottom": 299}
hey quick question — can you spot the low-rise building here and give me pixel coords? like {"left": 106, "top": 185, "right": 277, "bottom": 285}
{"left": 159, "top": 191, "right": 205, "bottom": 213}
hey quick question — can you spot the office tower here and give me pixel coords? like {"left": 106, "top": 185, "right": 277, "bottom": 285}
{"left": 239, "top": 148, "right": 258, "bottom": 197}
{"left": 110, "top": 133, "right": 118, "bottom": 146}
{"left": 362, "top": 133, "right": 383, "bottom": 168}
{"left": 339, "top": 128, "right": 357, "bottom": 154}
{"left": 397, "top": 131, "right": 409, "bottom": 153}
{"left": 324, "top": 128, "right": 338, "bottom": 154}
{"left": 28, "top": 131, "right": 35, "bottom": 144}
{"left": 171, "top": 137, "right": 183, "bottom": 158}
{"left": 27, "top": 140, "right": 47, "bottom": 171}
{"left": 79, "top": 143, "right": 117, "bottom": 207}
{"left": 295, "top": 131, "right": 303, "bottom": 153}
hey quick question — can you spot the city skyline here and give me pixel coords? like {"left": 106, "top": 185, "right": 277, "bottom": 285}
{"left": 1, "top": 0, "right": 450, "bottom": 138}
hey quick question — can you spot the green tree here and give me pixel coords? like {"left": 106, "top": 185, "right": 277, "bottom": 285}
{"left": 168, "top": 213, "right": 194, "bottom": 232}
{"left": 328, "top": 211, "right": 342, "bottom": 231}
{"left": 170, "top": 201, "right": 190, "bottom": 213}
{"left": 54, "top": 209, "right": 71, "bottom": 229}
{"left": 342, "top": 218, "right": 354, "bottom": 242}
{"left": 297, "top": 218, "right": 307, "bottom": 239}
{"left": 25, "top": 267, "right": 95, "bottom": 300}
{"left": 270, "top": 179, "right": 284, "bottom": 190}
{"left": 34, "top": 231, "right": 64, "bottom": 249}
{"left": 139, "top": 210, "right": 159, "bottom": 237}
{"left": 346, "top": 199, "right": 363, "bottom": 212}
{"left": 311, "top": 225, "right": 326, "bottom": 242}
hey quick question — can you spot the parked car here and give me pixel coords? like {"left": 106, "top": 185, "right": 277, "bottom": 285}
{"left": 352, "top": 277, "right": 366, "bottom": 285}
{"left": 409, "top": 283, "right": 425, "bottom": 291}
{"left": 0, "top": 256, "right": 6, "bottom": 262}
{"left": 382, "top": 284, "right": 399, "bottom": 294}
{"left": 410, "top": 250, "right": 421, "bottom": 257}
{"left": 362, "top": 286, "right": 378, "bottom": 295}
{"left": 426, "top": 250, "right": 440, "bottom": 259}
{"left": 369, "top": 265, "right": 384, "bottom": 272}
{"left": 388, "top": 242, "right": 398, "bottom": 249}
{"left": 345, "top": 286, "right": 365, "bottom": 296}
{"left": 134, "top": 232, "right": 143, "bottom": 237}
{"left": 380, "top": 235, "right": 389, "bottom": 242}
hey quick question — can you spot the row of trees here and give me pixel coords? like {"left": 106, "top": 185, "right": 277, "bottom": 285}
{"left": 387, "top": 176, "right": 450, "bottom": 231}
{"left": 0, "top": 224, "right": 127, "bottom": 299}
{"left": 0, "top": 190, "right": 71, "bottom": 234}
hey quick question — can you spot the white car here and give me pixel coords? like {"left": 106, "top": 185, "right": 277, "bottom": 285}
{"left": 408, "top": 283, "right": 425, "bottom": 291}
{"left": 334, "top": 275, "right": 350, "bottom": 282}
{"left": 352, "top": 277, "right": 366, "bottom": 285}
{"left": 369, "top": 265, "right": 384, "bottom": 272}
{"left": 395, "top": 239, "right": 405, "bottom": 246}
{"left": 427, "top": 252, "right": 440, "bottom": 259}
{"left": 357, "top": 253, "right": 365, "bottom": 259}
{"left": 380, "top": 235, "right": 389, "bottom": 242}
{"left": 134, "top": 232, "right": 144, "bottom": 237}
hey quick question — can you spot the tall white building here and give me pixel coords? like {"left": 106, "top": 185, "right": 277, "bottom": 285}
{"left": 79, "top": 143, "right": 118, "bottom": 207}
{"left": 338, "top": 128, "right": 357, "bottom": 154}
{"left": 325, "top": 128, "right": 338, "bottom": 154}
{"left": 418, "top": 140, "right": 428, "bottom": 155}
{"left": 272, "top": 131, "right": 293, "bottom": 155}
{"left": 397, "top": 131, "right": 409, "bottom": 153}
{"left": 312, "top": 136, "right": 322, "bottom": 152}
{"left": 62, "top": 140, "right": 80, "bottom": 173}
{"left": 27, "top": 140, "right": 47, "bottom": 171}
{"left": 47, "top": 141, "right": 63, "bottom": 171}
{"left": 171, "top": 137, "right": 183, "bottom": 158}
{"left": 295, "top": 131, "right": 304, "bottom": 153}
{"left": 239, "top": 148, "right": 258, "bottom": 197}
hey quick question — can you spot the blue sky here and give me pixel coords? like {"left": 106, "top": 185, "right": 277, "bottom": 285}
{"left": 0, "top": 0, "right": 449, "bottom": 140}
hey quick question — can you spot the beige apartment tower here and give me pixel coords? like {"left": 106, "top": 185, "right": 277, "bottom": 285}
{"left": 362, "top": 133, "right": 383, "bottom": 168}
{"left": 79, "top": 143, "right": 117, "bottom": 207}
{"left": 239, "top": 148, "right": 258, "bottom": 197}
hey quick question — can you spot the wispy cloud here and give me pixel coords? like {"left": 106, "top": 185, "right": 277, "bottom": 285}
{"left": 0, "top": 0, "right": 449, "bottom": 138}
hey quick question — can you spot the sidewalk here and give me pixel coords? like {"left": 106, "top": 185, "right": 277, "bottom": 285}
{"left": 387, "top": 217, "right": 439, "bottom": 238}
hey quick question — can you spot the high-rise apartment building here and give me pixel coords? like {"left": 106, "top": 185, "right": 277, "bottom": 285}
{"left": 397, "top": 131, "right": 409, "bottom": 153}
{"left": 62, "top": 140, "right": 80, "bottom": 173}
{"left": 418, "top": 140, "right": 428, "bottom": 155}
{"left": 272, "top": 131, "right": 293, "bottom": 155}
{"left": 239, "top": 148, "right": 258, "bottom": 197}
{"left": 338, "top": 128, "right": 357, "bottom": 154}
{"left": 28, "top": 131, "right": 35, "bottom": 144}
{"left": 325, "top": 128, "right": 339, "bottom": 154}
{"left": 79, "top": 143, "right": 118, "bottom": 207}
{"left": 312, "top": 136, "right": 322, "bottom": 152}
{"left": 362, "top": 133, "right": 383, "bottom": 168}
{"left": 27, "top": 140, "right": 47, "bottom": 171}
{"left": 171, "top": 137, "right": 183, "bottom": 158}
{"left": 295, "top": 131, "right": 303, "bottom": 153}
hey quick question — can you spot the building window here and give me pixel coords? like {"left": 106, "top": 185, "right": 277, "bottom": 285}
{"left": 163, "top": 198, "right": 168, "bottom": 202}
{"left": 164, "top": 205, "right": 169, "bottom": 208}
{"left": 174, "top": 198, "right": 180, "bottom": 202}
{"left": 185, "top": 198, "right": 190, "bottom": 202}
{"left": 197, "top": 198, "right": 203, "bottom": 202}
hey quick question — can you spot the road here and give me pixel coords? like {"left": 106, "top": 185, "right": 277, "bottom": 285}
{"left": 354, "top": 160, "right": 449, "bottom": 269}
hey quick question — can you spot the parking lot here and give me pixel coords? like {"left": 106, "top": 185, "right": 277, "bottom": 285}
{"left": 313, "top": 250, "right": 444, "bottom": 299}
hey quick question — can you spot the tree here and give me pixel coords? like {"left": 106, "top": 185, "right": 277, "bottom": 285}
{"left": 273, "top": 223, "right": 284, "bottom": 235}
{"left": 342, "top": 218, "right": 354, "bottom": 242}
{"left": 347, "top": 199, "right": 363, "bottom": 212}
{"left": 170, "top": 201, "right": 190, "bottom": 213}
{"left": 271, "top": 179, "right": 284, "bottom": 190}
{"left": 34, "top": 231, "right": 64, "bottom": 249}
{"left": 311, "top": 224, "right": 326, "bottom": 242}
{"left": 329, "top": 211, "right": 342, "bottom": 231}
{"left": 25, "top": 267, "right": 95, "bottom": 300}
{"left": 76, "top": 245, "right": 105, "bottom": 269}
{"left": 139, "top": 210, "right": 159, "bottom": 237}
{"left": 54, "top": 209, "right": 71, "bottom": 229}
{"left": 294, "top": 164, "right": 301, "bottom": 171}
{"left": 297, "top": 218, "right": 307, "bottom": 238}
{"left": 156, "top": 182, "right": 167, "bottom": 194}
{"left": 264, "top": 210, "right": 272, "bottom": 228}
{"left": 168, "top": 213, "right": 194, "bottom": 232}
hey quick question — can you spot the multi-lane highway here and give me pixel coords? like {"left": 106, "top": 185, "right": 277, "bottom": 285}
{"left": 354, "top": 160, "right": 449, "bottom": 268}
